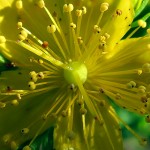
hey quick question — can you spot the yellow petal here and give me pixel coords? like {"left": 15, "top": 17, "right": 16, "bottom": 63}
{"left": 102, "top": 0, "right": 134, "bottom": 52}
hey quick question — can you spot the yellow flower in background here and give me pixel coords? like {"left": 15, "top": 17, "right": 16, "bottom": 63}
{"left": 0, "top": 0, "right": 150, "bottom": 150}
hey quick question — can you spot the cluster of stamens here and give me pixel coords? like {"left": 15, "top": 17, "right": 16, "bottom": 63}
{"left": 0, "top": 0, "right": 150, "bottom": 150}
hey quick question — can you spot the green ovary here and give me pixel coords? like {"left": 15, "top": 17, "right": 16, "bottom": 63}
{"left": 64, "top": 61, "right": 87, "bottom": 85}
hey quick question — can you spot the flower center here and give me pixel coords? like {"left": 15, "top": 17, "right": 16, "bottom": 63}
{"left": 64, "top": 61, "right": 87, "bottom": 85}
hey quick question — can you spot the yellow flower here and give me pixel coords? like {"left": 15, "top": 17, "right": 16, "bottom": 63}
{"left": 0, "top": 0, "right": 150, "bottom": 150}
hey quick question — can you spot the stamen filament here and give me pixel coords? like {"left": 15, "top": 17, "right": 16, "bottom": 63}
{"left": 77, "top": 15, "right": 82, "bottom": 37}
{"left": 44, "top": 6, "right": 60, "bottom": 33}
{"left": 82, "top": 114, "right": 90, "bottom": 150}
{"left": 52, "top": 33, "right": 67, "bottom": 59}
{"left": 18, "top": 41, "right": 66, "bottom": 68}
{"left": 73, "top": 72, "right": 97, "bottom": 117}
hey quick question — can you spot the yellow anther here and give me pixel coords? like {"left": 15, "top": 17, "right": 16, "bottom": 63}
{"left": 0, "top": 102, "right": 6, "bottom": 108}
{"left": 63, "top": 4, "right": 74, "bottom": 12}
{"left": 77, "top": 37, "right": 83, "bottom": 44}
{"left": 29, "top": 71, "right": 37, "bottom": 77}
{"left": 100, "top": 2, "right": 109, "bottom": 12}
{"left": 38, "top": 59, "right": 44, "bottom": 64}
{"left": 37, "top": 0, "right": 45, "bottom": 8}
{"left": 93, "top": 25, "right": 101, "bottom": 33}
{"left": 99, "top": 100, "right": 106, "bottom": 106}
{"left": 31, "top": 75, "right": 38, "bottom": 82}
{"left": 147, "top": 28, "right": 150, "bottom": 34}
{"left": 0, "top": 36, "right": 6, "bottom": 44}
{"left": 2, "top": 134, "right": 11, "bottom": 143}
{"left": 17, "top": 94, "right": 22, "bottom": 100}
{"left": 139, "top": 85, "right": 146, "bottom": 91}
{"left": 47, "top": 25, "right": 56, "bottom": 33}
{"left": 100, "top": 36, "right": 106, "bottom": 42}
{"left": 17, "top": 22, "right": 23, "bottom": 29}
{"left": 29, "top": 71, "right": 38, "bottom": 82}
{"left": 138, "top": 89, "right": 146, "bottom": 94}
{"left": 80, "top": 107, "right": 87, "bottom": 114}
{"left": 138, "top": 20, "right": 147, "bottom": 28}
{"left": 104, "top": 33, "right": 110, "bottom": 39}
{"left": 18, "top": 30, "right": 28, "bottom": 41}
{"left": 61, "top": 110, "right": 68, "bottom": 117}
{"left": 16, "top": 0, "right": 23, "bottom": 9}
{"left": 82, "top": 6, "right": 87, "bottom": 14}
{"left": 10, "top": 141, "right": 17, "bottom": 150}
{"left": 115, "top": 93, "right": 122, "bottom": 100}
{"left": 76, "top": 9, "right": 82, "bottom": 17}
{"left": 70, "top": 22, "right": 76, "bottom": 29}
{"left": 126, "top": 81, "right": 136, "bottom": 89}
{"left": 22, "top": 145, "right": 31, "bottom": 150}
{"left": 21, "top": 128, "right": 29, "bottom": 134}
{"left": 142, "top": 63, "right": 150, "bottom": 73}
{"left": 11, "top": 100, "right": 19, "bottom": 106}
{"left": 99, "top": 41, "right": 106, "bottom": 50}
{"left": 28, "top": 81, "right": 36, "bottom": 90}
{"left": 137, "top": 69, "right": 142, "bottom": 75}
{"left": 37, "top": 72, "right": 45, "bottom": 79}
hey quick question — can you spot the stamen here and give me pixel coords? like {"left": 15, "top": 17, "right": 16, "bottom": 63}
{"left": 97, "top": 2, "right": 109, "bottom": 25}
{"left": 22, "top": 145, "right": 31, "bottom": 150}
{"left": 45, "top": 91, "right": 67, "bottom": 117}
{"left": 0, "top": 102, "right": 6, "bottom": 108}
{"left": 138, "top": 20, "right": 147, "bottom": 28}
{"left": 37, "top": 0, "right": 45, "bottom": 8}
{"left": 63, "top": 4, "right": 75, "bottom": 57}
{"left": 82, "top": 6, "right": 87, "bottom": 14}
{"left": 138, "top": 86, "right": 146, "bottom": 94}
{"left": 76, "top": 10, "right": 82, "bottom": 37}
{"left": 100, "top": 3, "right": 109, "bottom": 12}
{"left": 18, "top": 41, "right": 65, "bottom": 68}
{"left": 82, "top": 114, "right": 90, "bottom": 149}
{"left": 28, "top": 122, "right": 46, "bottom": 146}
{"left": 16, "top": 0, "right": 23, "bottom": 10}
{"left": 10, "top": 141, "right": 18, "bottom": 150}
{"left": 127, "top": 19, "right": 147, "bottom": 39}
{"left": 47, "top": 24, "right": 56, "bottom": 33}
{"left": 126, "top": 81, "right": 136, "bottom": 89}
{"left": 17, "top": 22, "right": 23, "bottom": 29}
{"left": 11, "top": 99, "right": 19, "bottom": 106}
{"left": 40, "top": 3, "right": 69, "bottom": 56}
{"left": 2, "top": 134, "right": 11, "bottom": 144}
{"left": 21, "top": 128, "right": 30, "bottom": 135}
{"left": 72, "top": 72, "right": 97, "bottom": 117}
{"left": 76, "top": 7, "right": 86, "bottom": 37}
{"left": 47, "top": 25, "right": 66, "bottom": 59}
{"left": 42, "top": 41, "right": 48, "bottom": 48}
{"left": 142, "top": 63, "right": 150, "bottom": 73}
{"left": 70, "top": 22, "right": 82, "bottom": 57}
{"left": 18, "top": 30, "right": 28, "bottom": 41}
{"left": 63, "top": 4, "right": 74, "bottom": 13}
{"left": 28, "top": 81, "right": 36, "bottom": 90}
{"left": 147, "top": 28, "right": 150, "bottom": 34}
